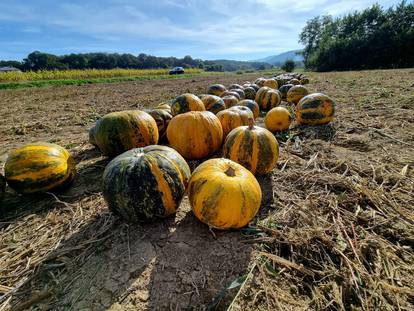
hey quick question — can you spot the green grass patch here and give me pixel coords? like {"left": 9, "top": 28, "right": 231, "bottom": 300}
{"left": 0, "top": 72, "right": 224, "bottom": 90}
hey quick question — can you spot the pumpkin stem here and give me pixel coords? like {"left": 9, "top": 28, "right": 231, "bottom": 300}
{"left": 225, "top": 166, "right": 236, "bottom": 177}
{"left": 248, "top": 118, "right": 254, "bottom": 130}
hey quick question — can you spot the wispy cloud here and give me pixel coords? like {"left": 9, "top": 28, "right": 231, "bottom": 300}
{"left": 0, "top": 0, "right": 401, "bottom": 60}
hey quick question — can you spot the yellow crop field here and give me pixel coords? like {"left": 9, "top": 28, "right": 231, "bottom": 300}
{"left": 0, "top": 68, "right": 203, "bottom": 83}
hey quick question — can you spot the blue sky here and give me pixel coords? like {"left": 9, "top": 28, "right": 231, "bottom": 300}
{"left": 0, "top": 0, "right": 401, "bottom": 61}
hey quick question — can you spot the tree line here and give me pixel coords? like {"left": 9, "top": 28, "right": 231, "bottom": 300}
{"left": 0, "top": 51, "right": 271, "bottom": 72}
{"left": 299, "top": 1, "right": 414, "bottom": 71}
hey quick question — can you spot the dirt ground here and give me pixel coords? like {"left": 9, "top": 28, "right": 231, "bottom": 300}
{"left": 0, "top": 69, "right": 413, "bottom": 310}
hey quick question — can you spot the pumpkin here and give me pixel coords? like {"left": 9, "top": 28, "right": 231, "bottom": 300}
{"left": 200, "top": 95, "right": 226, "bottom": 114}
{"left": 228, "top": 84, "right": 243, "bottom": 90}
{"left": 264, "top": 107, "right": 292, "bottom": 132}
{"left": 88, "top": 124, "right": 98, "bottom": 147}
{"left": 220, "top": 91, "right": 241, "bottom": 100}
{"left": 274, "top": 77, "right": 285, "bottom": 88}
{"left": 255, "top": 87, "right": 281, "bottom": 111}
{"left": 263, "top": 78, "right": 278, "bottom": 89}
{"left": 155, "top": 103, "right": 172, "bottom": 114}
{"left": 222, "top": 95, "right": 239, "bottom": 108}
{"left": 289, "top": 78, "right": 301, "bottom": 85}
{"left": 300, "top": 77, "right": 310, "bottom": 85}
{"left": 231, "top": 88, "right": 245, "bottom": 100}
{"left": 207, "top": 84, "right": 227, "bottom": 96}
{"left": 147, "top": 109, "right": 173, "bottom": 140}
{"left": 167, "top": 111, "right": 223, "bottom": 159}
{"left": 188, "top": 158, "right": 262, "bottom": 229}
{"left": 278, "top": 84, "right": 294, "bottom": 100}
{"left": 102, "top": 145, "right": 190, "bottom": 223}
{"left": 223, "top": 119, "right": 279, "bottom": 175}
{"left": 4, "top": 142, "right": 76, "bottom": 194}
{"left": 287, "top": 85, "right": 309, "bottom": 104}
{"left": 0, "top": 173, "right": 6, "bottom": 200}
{"left": 171, "top": 93, "right": 205, "bottom": 116}
{"left": 255, "top": 78, "right": 266, "bottom": 87}
{"left": 250, "top": 84, "right": 260, "bottom": 92}
{"left": 296, "top": 93, "right": 335, "bottom": 125}
{"left": 93, "top": 110, "right": 158, "bottom": 157}
{"left": 216, "top": 106, "right": 254, "bottom": 137}
{"left": 237, "top": 99, "right": 260, "bottom": 119}
{"left": 243, "top": 87, "right": 257, "bottom": 100}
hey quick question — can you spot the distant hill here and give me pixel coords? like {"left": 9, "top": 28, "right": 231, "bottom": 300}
{"left": 203, "top": 59, "right": 272, "bottom": 72}
{"left": 254, "top": 50, "right": 304, "bottom": 66}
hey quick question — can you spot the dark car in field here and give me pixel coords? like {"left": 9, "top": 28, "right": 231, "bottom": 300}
{"left": 169, "top": 67, "right": 185, "bottom": 75}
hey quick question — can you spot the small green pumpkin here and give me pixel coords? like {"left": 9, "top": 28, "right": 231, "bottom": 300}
{"left": 171, "top": 93, "right": 205, "bottom": 116}
{"left": 200, "top": 95, "right": 226, "bottom": 114}
{"left": 207, "top": 84, "right": 227, "bottom": 96}
{"left": 243, "top": 87, "right": 257, "bottom": 100}
{"left": 147, "top": 109, "right": 173, "bottom": 140}
{"left": 237, "top": 99, "right": 260, "bottom": 119}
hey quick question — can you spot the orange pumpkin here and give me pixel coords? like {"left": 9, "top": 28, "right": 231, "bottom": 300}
{"left": 167, "top": 111, "right": 223, "bottom": 159}
{"left": 200, "top": 95, "right": 226, "bottom": 114}
{"left": 287, "top": 85, "right": 309, "bottom": 104}
{"left": 263, "top": 78, "right": 278, "bottom": 89}
{"left": 237, "top": 99, "right": 260, "bottom": 119}
{"left": 216, "top": 106, "right": 254, "bottom": 137}
{"left": 222, "top": 95, "right": 239, "bottom": 108}
{"left": 171, "top": 93, "right": 205, "bottom": 116}
{"left": 207, "top": 84, "right": 227, "bottom": 96}
{"left": 255, "top": 87, "right": 281, "bottom": 111}
{"left": 264, "top": 107, "right": 292, "bottom": 132}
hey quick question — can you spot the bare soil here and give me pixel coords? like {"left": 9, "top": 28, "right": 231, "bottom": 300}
{"left": 0, "top": 69, "right": 413, "bottom": 310}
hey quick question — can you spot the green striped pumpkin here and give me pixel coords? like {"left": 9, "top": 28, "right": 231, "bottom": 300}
{"left": 207, "top": 84, "right": 227, "bottom": 96}
{"left": 147, "top": 109, "right": 173, "bottom": 140}
{"left": 0, "top": 173, "right": 6, "bottom": 200}
{"left": 243, "top": 87, "right": 257, "bottom": 100}
{"left": 4, "top": 142, "right": 76, "bottom": 194}
{"left": 232, "top": 88, "right": 245, "bottom": 100}
{"left": 171, "top": 93, "right": 205, "bottom": 116}
{"left": 200, "top": 95, "right": 226, "bottom": 114}
{"left": 223, "top": 120, "right": 279, "bottom": 175}
{"left": 255, "top": 87, "right": 281, "bottom": 111}
{"left": 287, "top": 85, "right": 309, "bottom": 104}
{"left": 237, "top": 99, "right": 260, "bottom": 119}
{"left": 222, "top": 95, "right": 239, "bottom": 108}
{"left": 102, "top": 145, "right": 191, "bottom": 223}
{"left": 296, "top": 93, "right": 335, "bottom": 125}
{"left": 278, "top": 84, "right": 294, "bottom": 100}
{"left": 220, "top": 91, "right": 241, "bottom": 100}
{"left": 93, "top": 110, "right": 159, "bottom": 157}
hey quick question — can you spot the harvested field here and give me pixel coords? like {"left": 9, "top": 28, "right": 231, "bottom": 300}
{"left": 0, "top": 69, "right": 413, "bottom": 310}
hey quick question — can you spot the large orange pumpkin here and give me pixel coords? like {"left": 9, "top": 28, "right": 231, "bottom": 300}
{"left": 171, "top": 93, "right": 205, "bottom": 116}
{"left": 223, "top": 119, "right": 279, "bottom": 175}
{"left": 188, "top": 158, "right": 262, "bottom": 229}
{"left": 167, "top": 111, "right": 223, "bottom": 159}
{"left": 216, "top": 106, "right": 254, "bottom": 137}
{"left": 255, "top": 87, "right": 281, "bottom": 111}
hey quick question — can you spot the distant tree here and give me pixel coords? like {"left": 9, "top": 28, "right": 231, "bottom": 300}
{"left": 281, "top": 59, "right": 295, "bottom": 72}
{"left": 299, "top": 1, "right": 414, "bottom": 71}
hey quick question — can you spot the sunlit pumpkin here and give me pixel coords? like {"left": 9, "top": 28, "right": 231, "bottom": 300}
{"left": 216, "top": 106, "right": 254, "bottom": 137}
{"left": 264, "top": 107, "right": 292, "bottom": 132}
{"left": 289, "top": 78, "right": 301, "bottom": 85}
{"left": 188, "top": 158, "right": 262, "bottom": 229}
{"left": 222, "top": 95, "right": 239, "bottom": 108}
{"left": 243, "top": 87, "right": 257, "bottom": 100}
{"left": 220, "top": 91, "right": 241, "bottom": 100}
{"left": 155, "top": 102, "right": 172, "bottom": 114}
{"left": 278, "top": 84, "right": 294, "bottom": 100}
{"left": 207, "top": 84, "right": 227, "bottom": 96}
{"left": 102, "top": 145, "right": 191, "bottom": 222}
{"left": 223, "top": 119, "right": 279, "bottom": 175}
{"left": 4, "top": 142, "right": 76, "bottom": 194}
{"left": 296, "top": 93, "right": 335, "bottom": 125}
{"left": 232, "top": 88, "right": 245, "bottom": 100}
{"left": 237, "top": 99, "right": 260, "bottom": 119}
{"left": 92, "top": 110, "right": 158, "bottom": 157}
{"left": 167, "top": 111, "right": 223, "bottom": 159}
{"left": 263, "top": 78, "right": 278, "bottom": 89}
{"left": 287, "top": 85, "right": 309, "bottom": 104}
{"left": 200, "top": 94, "right": 226, "bottom": 114}
{"left": 228, "top": 84, "right": 243, "bottom": 90}
{"left": 255, "top": 87, "right": 282, "bottom": 111}
{"left": 147, "top": 108, "right": 173, "bottom": 140}
{"left": 170, "top": 93, "right": 205, "bottom": 116}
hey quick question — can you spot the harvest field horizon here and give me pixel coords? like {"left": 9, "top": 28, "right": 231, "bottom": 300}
{"left": 1, "top": 0, "right": 413, "bottom": 310}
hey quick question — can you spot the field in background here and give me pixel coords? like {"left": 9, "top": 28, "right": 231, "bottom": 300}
{"left": 0, "top": 68, "right": 204, "bottom": 83}
{"left": 0, "top": 69, "right": 413, "bottom": 310}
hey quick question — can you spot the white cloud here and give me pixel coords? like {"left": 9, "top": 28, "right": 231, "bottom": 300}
{"left": 0, "top": 0, "right": 402, "bottom": 59}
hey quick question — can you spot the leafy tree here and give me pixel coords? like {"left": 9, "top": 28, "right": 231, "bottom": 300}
{"left": 299, "top": 1, "right": 414, "bottom": 71}
{"left": 281, "top": 59, "right": 295, "bottom": 72}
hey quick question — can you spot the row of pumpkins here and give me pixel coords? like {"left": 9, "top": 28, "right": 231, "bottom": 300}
{"left": 0, "top": 73, "right": 336, "bottom": 229}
